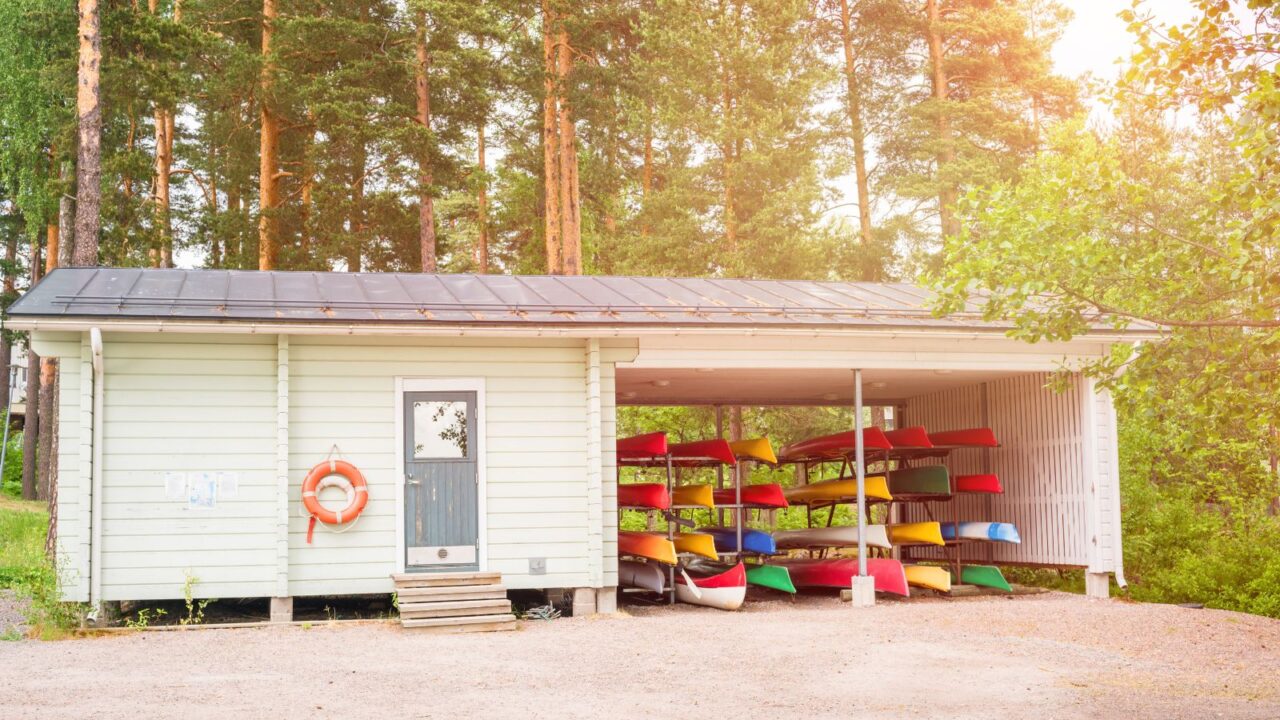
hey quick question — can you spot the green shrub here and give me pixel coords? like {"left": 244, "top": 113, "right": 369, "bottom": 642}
{"left": 0, "top": 429, "right": 22, "bottom": 499}
{"left": 0, "top": 499, "right": 85, "bottom": 636}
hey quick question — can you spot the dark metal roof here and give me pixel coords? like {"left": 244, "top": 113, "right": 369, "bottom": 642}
{"left": 4, "top": 268, "right": 1153, "bottom": 335}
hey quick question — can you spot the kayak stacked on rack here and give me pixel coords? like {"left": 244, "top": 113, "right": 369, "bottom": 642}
{"left": 614, "top": 424, "right": 1026, "bottom": 604}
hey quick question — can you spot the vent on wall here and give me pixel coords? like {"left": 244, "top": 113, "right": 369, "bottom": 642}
{"left": 529, "top": 558, "right": 547, "bottom": 575}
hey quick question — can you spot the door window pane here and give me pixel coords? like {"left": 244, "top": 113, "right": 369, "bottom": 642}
{"left": 413, "top": 401, "right": 468, "bottom": 458}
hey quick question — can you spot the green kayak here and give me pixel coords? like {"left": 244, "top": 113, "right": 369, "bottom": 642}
{"left": 745, "top": 563, "right": 797, "bottom": 594}
{"left": 887, "top": 465, "right": 951, "bottom": 496}
{"left": 952, "top": 565, "right": 1013, "bottom": 592}
{"left": 688, "top": 559, "right": 797, "bottom": 594}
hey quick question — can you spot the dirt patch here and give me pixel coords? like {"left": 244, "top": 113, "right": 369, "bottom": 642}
{"left": 1, "top": 592, "right": 1276, "bottom": 719}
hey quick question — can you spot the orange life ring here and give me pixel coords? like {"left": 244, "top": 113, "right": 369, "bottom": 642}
{"left": 302, "top": 459, "right": 369, "bottom": 530}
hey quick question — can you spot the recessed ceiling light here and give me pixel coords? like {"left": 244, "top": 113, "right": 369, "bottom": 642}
{"left": 621, "top": 391, "right": 638, "bottom": 400}
{"left": 695, "top": 368, "right": 715, "bottom": 373}
{"left": 821, "top": 393, "right": 839, "bottom": 401}
{"left": 870, "top": 381, "right": 888, "bottom": 389}
{"left": 652, "top": 379, "right": 671, "bottom": 387}
{"left": 934, "top": 369, "right": 953, "bottom": 375}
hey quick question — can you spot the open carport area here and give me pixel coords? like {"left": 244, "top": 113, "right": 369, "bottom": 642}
{"left": 2, "top": 593, "right": 1278, "bottom": 720}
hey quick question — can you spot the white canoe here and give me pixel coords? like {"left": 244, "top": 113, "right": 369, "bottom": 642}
{"left": 674, "top": 563, "right": 747, "bottom": 611}
{"left": 773, "top": 525, "right": 892, "bottom": 550}
{"left": 619, "top": 559, "right": 666, "bottom": 593}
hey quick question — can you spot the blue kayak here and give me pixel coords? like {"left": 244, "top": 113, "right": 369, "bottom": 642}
{"left": 701, "top": 527, "right": 777, "bottom": 555}
{"left": 940, "top": 522, "right": 1021, "bottom": 544}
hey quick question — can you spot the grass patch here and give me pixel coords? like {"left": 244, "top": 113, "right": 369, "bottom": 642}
{"left": 0, "top": 498, "right": 86, "bottom": 638}
{"left": 1002, "top": 566, "right": 1084, "bottom": 594}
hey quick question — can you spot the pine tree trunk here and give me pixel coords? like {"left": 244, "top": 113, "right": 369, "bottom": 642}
{"left": 541, "top": 0, "right": 562, "bottom": 274}
{"left": 348, "top": 144, "right": 366, "bottom": 273}
{"left": 21, "top": 346, "right": 39, "bottom": 501}
{"left": 258, "top": 0, "right": 280, "bottom": 271}
{"left": 150, "top": 0, "right": 173, "bottom": 272}
{"left": 415, "top": 13, "right": 437, "bottom": 272}
{"left": 555, "top": 27, "right": 581, "bottom": 275}
{"left": 476, "top": 119, "right": 488, "bottom": 273}
{"left": 926, "top": 0, "right": 957, "bottom": 239}
{"left": 640, "top": 120, "right": 653, "bottom": 239}
{"left": 58, "top": 171, "right": 75, "bottom": 268}
{"left": 839, "top": 0, "right": 873, "bottom": 248}
{"left": 37, "top": 359, "right": 56, "bottom": 501}
{"left": 73, "top": 0, "right": 102, "bottom": 267}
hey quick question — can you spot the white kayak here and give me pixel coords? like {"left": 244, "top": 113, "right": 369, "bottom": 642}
{"left": 619, "top": 559, "right": 666, "bottom": 593}
{"left": 773, "top": 525, "right": 892, "bottom": 550}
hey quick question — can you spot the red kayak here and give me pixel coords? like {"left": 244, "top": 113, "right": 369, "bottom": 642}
{"left": 777, "top": 427, "right": 893, "bottom": 463}
{"left": 955, "top": 474, "right": 1003, "bottom": 493}
{"left": 928, "top": 428, "right": 999, "bottom": 448}
{"left": 668, "top": 438, "right": 737, "bottom": 466}
{"left": 617, "top": 483, "right": 671, "bottom": 509}
{"left": 776, "top": 558, "right": 910, "bottom": 597}
{"left": 712, "top": 483, "right": 789, "bottom": 508}
{"left": 883, "top": 426, "right": 932, "bottom": 449}
{"left": 617, "top": 432, "right": 668, "bottom": 461}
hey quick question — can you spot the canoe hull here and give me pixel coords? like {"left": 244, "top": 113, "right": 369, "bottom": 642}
{"left": 712, "top": 483, "right": 789, "bottom": 508}
{"left": 675, "top": 562, "right": 747, "bottom": 611}
{"left": 617, "top": 432, "right": 668, "bottom": 460}
{"left": 673, "top": 532, "right": 719, "bottom": 560}
{"left": 904, "top": 565, "right": 952, "bottom": 592}
{"left": 887, "top": 465, "right": 951, "bottom": 497}
{"left": 940, "top": 522, "right": 1021, "bottom": 544}
{"left": 773, "top": 525, "right": 892, "bottom": 551}
{"left": 955, "top": 474, "right": 1003, "bottom": 493}
{"left": 777, "top": 558, "right": 910, "bottom": 597}
{"left": 687, "top": 559, "right": 796, "bottom": 593}
{"left": 954, "top": 565, "right": 1013, "bottom": 592}
{"left": 886, "top": 522, "right": 945, "bottom": 547}
{"left": 618, "top": 531, "right": 677, "bottom": 565}
{"left": 777, "top": 427, "right": 893, "bottom": 463}
{"left": 671, "top": 484, "right": 715, "bottom": 509}
{"left": 784, "top": 475, "right": 892, "bottom": 505}
{"left": 617, "top": 483, "right": 671, "bottom": 510}
{"left": 702, "top": 527, "right": 777, "bottom": 555}
{"left": 668, "top": 439, "right": 736, "bottom": 466}
{"left": 619, "top": 559, "right": 666, "bottom": 594}
{"left": 729, "top": 437, "right": 777, "bottom": 464}
{"left": 883, "top": 426, "right": 933, "bottom": 449}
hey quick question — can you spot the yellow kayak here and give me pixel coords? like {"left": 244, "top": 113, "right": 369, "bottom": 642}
{"left": 673, "top": 533, "right": 720, "bottom": 561}
{"left": 672, "top": 484, "right": 715, "bottom": 509}
{"left": 887, "top": 521, "right": 945, "bottom": 546}
{"left": 729, "top": 437, "right": 777, "bottom": 465}
{"left": 783, "top": 475, "right": 892, "bottom": 505}
{"left": 618, "top": 531, "right": 677, "bottom": 565}
{"left": 904, "top": 564, "right": 952, "bottom": 592}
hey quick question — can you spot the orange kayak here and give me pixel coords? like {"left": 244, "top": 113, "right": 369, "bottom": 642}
{"left": 672, "top": 484, "right": 715, "bottom": 508}
{"left": 618, "top": 531, "right": 677, "bottom": 565}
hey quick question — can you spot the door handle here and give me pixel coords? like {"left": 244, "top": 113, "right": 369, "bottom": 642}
{"left": 407, "top": 479, "right": 421, "bottom": 486}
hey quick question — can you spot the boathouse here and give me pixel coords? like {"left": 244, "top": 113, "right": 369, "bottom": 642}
{"left": 6, "top": 268, "right": 1158, "bottom": 617}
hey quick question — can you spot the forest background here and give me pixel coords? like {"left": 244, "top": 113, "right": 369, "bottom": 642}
{"left": 1, "top": 0, "right": 1277, "bottom": 616}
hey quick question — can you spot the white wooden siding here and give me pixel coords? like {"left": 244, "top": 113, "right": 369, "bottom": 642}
{"left": 287, "top": 335, "right": 594, "bottom": 595}
{"left": 904, "top": 372, "right": 1092, "bottom": 567}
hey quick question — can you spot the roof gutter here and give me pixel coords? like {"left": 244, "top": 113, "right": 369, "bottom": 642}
{"left": 4, "top": 316, "right": 1163, "bottom": 344}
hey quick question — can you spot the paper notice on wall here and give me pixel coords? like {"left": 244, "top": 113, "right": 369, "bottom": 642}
{"left": 216, "top": 472, "right": 239, "bottom": 500}
{"left": 188, "top": 472, "right": 217, "bottom": 509}
{"left": 164, "top": 472, "right": 187, "bottom": 500}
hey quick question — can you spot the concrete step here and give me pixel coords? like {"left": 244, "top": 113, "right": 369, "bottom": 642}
{"left": 399, "top": 599, "right": 512, "bottom": 620}
{"left": 391, "top": 571, "right": 501, "bottom": 588}
{"left": 395, "top": 585, "right": 508, "bottom": 603}
{"left": 400, "top": 614, "right": 518, "bottom": 633}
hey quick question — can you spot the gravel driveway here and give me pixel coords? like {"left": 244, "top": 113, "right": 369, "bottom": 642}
{"left": 0, "top": 592, "right": 1276, "bottom": 719}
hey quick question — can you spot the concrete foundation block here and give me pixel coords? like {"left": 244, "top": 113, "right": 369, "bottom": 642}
{"left": 270, "top": 596, "right": 294, "bottom": 623}
{"left": 595, "top": 587, "right": 618, "bottom": 615}
{"left": 1085, "top": 572, "right": 1110, "bottom": 599}
{"left": 572, "top": 588, "right": 597, "bottom": 617}
{"left": 848, "top": 576, "right": 876, "bottom": 608}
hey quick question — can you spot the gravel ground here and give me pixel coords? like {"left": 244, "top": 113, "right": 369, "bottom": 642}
{"left": 0, "top": 592, "right": 1276, "bottom": 719}
{"left": 0, "top": 589, "right": 29, "bottom": 638}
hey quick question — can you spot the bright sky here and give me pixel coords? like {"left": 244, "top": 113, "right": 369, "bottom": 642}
{"left": 1053, "top": 1, "right": 1197, "bottom": 82}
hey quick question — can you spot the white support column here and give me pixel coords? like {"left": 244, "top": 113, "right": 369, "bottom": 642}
{"left": 851, "top": 369, "right": 875, "bottom": 607}
{"left": 584, "top": 339, "right": 604, "bottom": 592}
{"left": 273, "top": 335, "right": 291, "bottom": 614}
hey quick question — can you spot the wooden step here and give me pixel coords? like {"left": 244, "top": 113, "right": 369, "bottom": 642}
{"left": 400, "top": 614, "right": 518, "bottom": 633}
{"left": 396, "top": 585, "right": 508, "bottom": 603}
{"left": 399, "top": 599, "right": 512, "bottom": 620}
{"left": 391, "top": 571, "right": 501, "bottom": 588}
